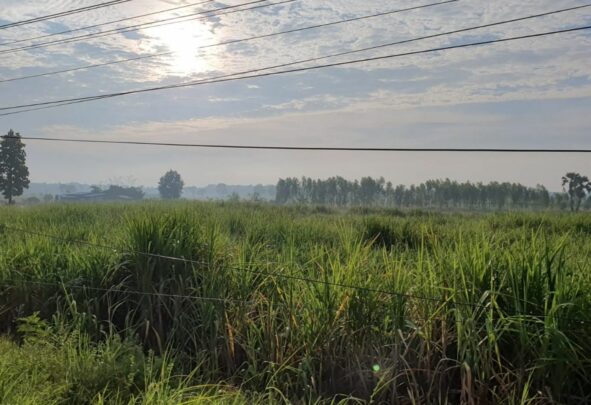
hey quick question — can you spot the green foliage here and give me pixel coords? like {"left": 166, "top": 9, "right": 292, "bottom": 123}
{"left": 90, "top": 185, "right": 145, "bottom": 200}
{"left": 0, "top": 314, "right": 160, "bottom": 404}
{"left": 562, "top": 172, "right": 591, "bottom": 212}
{"left": 0, "top": 130, "right": 30, "bottom": 205}
{"left": 158, "top": 170, "right": 184, "bottom": 200}
{"left": 276, "top": 176, "right": 566, "bottom": 210}
{"left": 361, "top": 216, "right": 431, "bottom": 249}
{"left": 0, "top": 202, "right": 590, "bottom": 402}
{"left": 0, "top": 314, "right": 292, "bottom": 404}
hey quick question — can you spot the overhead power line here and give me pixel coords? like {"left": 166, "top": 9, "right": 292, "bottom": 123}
{"left": 1, "top": 24, "right": 590, "bottom": 116}
{"left": 0, "top": 0, "right": 216, "bottom": 47}
{"left": 0, "top": 0, "right": 466, "bottom": 84}
{"left": 0, "top": 4, "right": 587, "bottom": 89}
{"left": 0, "top": 0, "right": 133, "bottom": 30}
{"left": 0, "top": 0, "right": 296, "bottom": 55}
{"left": 0, "top": 0, "right": 454, "bottom": 50}
{"left": 2, "top": 135, "right": 590, "bottom": 153}
{"left": 0, "top": 0, "right": 462, "bottom": 84}
{"left": 0, "top": 52, "right": 173, "bottom": 84}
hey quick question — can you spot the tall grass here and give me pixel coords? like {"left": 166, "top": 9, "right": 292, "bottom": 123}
{"left": 0, "top": 202, "right": 590, "bottom": 403}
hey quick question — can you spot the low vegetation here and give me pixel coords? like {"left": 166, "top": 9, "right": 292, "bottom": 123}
{"left": 0, "top": 202, "right": 590, "bottom": 403}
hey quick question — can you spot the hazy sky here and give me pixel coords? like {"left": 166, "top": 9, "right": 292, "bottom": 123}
{"left": 0, "top": 0, "right": 590, "bottom": 190}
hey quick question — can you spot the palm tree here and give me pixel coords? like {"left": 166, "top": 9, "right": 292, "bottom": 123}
{"left": 561, "top": 172, "right": 591, "bottom": 212}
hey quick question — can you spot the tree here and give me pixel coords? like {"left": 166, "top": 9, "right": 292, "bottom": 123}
{"left": 90, "top": 185, "right": 144, "bottom": 200}
{"left": 275, "top": 179, "right": 288, "bottom": 204}
{"left": 158, "top": 170, "right": 184, "bottom": 199}
{"left": 105, "top": 185, "right": 144, "bottom": 200}
{"left": 562, "top": 172, "right": 591, "bottom": 212}
{"left": 0, "top": 130, "right": 30, "bottom": 205}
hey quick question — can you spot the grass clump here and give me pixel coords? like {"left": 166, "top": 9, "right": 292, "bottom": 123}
{"left": 0, "top": 202, "right": 590, "bottom": 403}
{"left": 0, "top": 313, "right": 157, "bottom": 404}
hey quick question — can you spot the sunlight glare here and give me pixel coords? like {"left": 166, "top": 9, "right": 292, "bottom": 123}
{"left": 148, "top": 20, "right": 216, "bottom": 77}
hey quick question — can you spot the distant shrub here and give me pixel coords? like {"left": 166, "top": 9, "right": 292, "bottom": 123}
{"left": 362, "top": 218, "right": 428, "bottom": 249}
{"left": 0, "top": 313, "right": 156, "bottom": 404}
{"left": 312, "top": 205, "right": 335, "bottom": 215}
{"left": 23, "top": 196, "right": 41, "bottom": 205}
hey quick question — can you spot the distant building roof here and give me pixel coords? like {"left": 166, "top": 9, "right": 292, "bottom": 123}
{"left": 58, "top": 191, "right": 136, "bottom": 201}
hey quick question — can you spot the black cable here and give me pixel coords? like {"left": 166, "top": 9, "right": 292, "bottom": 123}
{"left": 2, "top": 280, "right": 254, "bottom": 304}
{"left": 1, "top": 24, "right": 590, "bottom": 114}
{"left": 0, "top": 0, "right": 216, "bottom": 47}
{"left": 0, "top": 0, "right": 464, "bottom": 85}
{"left": 3, "top": 224, "right": 589, "bottom": 324}
{"left": 0, "top": 0, "right": 295, "bottom": 55}
{"left": 0, "top": 224, "right": 490, "bottom": 309}
{"left": 0, "top": 51, "right": 174, "bottom": 84}
{"left": 3, "top": 279, "right": 585, "bottom": 326}
{"left": 2, "top": 136, "right": 590, "bottom": 153}
{"left": 0, "top": 0, "right": 133, "bottom": 30}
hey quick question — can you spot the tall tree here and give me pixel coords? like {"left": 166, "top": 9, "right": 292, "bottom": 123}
{"left": 0, "top": 130, "right": 30, "bottom": 205}
{"left": 158, "top": 170, "right": 184, "bottom": 199}
{"left": 562, "top": 172, "right": 591, "bottom": 212}
{"left": 274, "top": 176, "right": 577, "bottom": 211}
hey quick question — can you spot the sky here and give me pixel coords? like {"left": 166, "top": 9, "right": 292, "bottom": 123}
{"left": 0, "top": 0, "right": 590, "bottom": 190}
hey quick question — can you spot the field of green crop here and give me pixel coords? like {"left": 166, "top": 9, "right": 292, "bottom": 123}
{"left": 0, "top": 202, "right": 590, "bottom": 404}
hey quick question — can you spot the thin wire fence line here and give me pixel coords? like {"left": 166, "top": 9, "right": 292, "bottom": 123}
{"left": 1, "top": 24, "right": 590, "bottom": 115}
{"left": 0, "top": 0, "right": 133, "bottom": 30}
{"left": 0, "top": 0, "right": 296, "bottom": 56}
{"left": 0, "top": 2, "right": 586, "bottom": 86}
{"left": 2, "top": 136, "right": 590, "bottom": 153}
{"left": 1, "top": 224, "right": 487, "bottom": 309}
{"left": 4, "top": 224, "right": 590, "bottom": 325}
{"left": 0, "top": 0, "right": 459, "bottom": 84}
{"left": 0, "top": 0, "right": 216, "bottom": 47}
{"left": 3, "top": 223, "right": 587, "bottom": 322}
{"left": 2, "top": 280, "right": 254, "bottom": 304}
{"left": 2, "top": 278, "right": 586, "bottom": 328}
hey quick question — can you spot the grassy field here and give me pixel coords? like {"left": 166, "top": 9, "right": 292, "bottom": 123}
{"left": 0, "top": 202, "right": 590, "bottom": 404}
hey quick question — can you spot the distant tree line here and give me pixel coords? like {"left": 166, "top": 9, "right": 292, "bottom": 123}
{"left": 90, "top": 185, "right": 145, "bottom": 200}
{"left": 276, "top": 176, "right": 586, "bottom": 210}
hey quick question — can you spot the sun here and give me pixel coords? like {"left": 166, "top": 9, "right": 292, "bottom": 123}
{"left": 147, "top": 20, "right": 216, "bottom": 77}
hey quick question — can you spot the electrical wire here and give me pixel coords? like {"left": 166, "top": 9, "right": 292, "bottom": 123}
{"left": 0, "top": 224, "right": 491, "bottom": 309}
{"left": 1, "top": 24, "right": 590, "bottom": 115}
{"left": 0, "top": 0, "right": 468, "bottom": 84}
{"left": 1, "top": 135, "right": 590, "bottom": 153}
{"left": 0, "top": 0, "right": 133, "bottom": 30}
{"left": 1, "top": 223, "right": 588, "bottom": 324}
{"left": 0, "top": 224, "right": 575, "bottom": 315}
{"left": 0, "top": 0, "right": 296, "bottom": 55}
{"left": 0, "top": 0, "right": 216, "bottom": 47}
{"left": 2, "top": 280, "right": 254, "bottom": 304}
